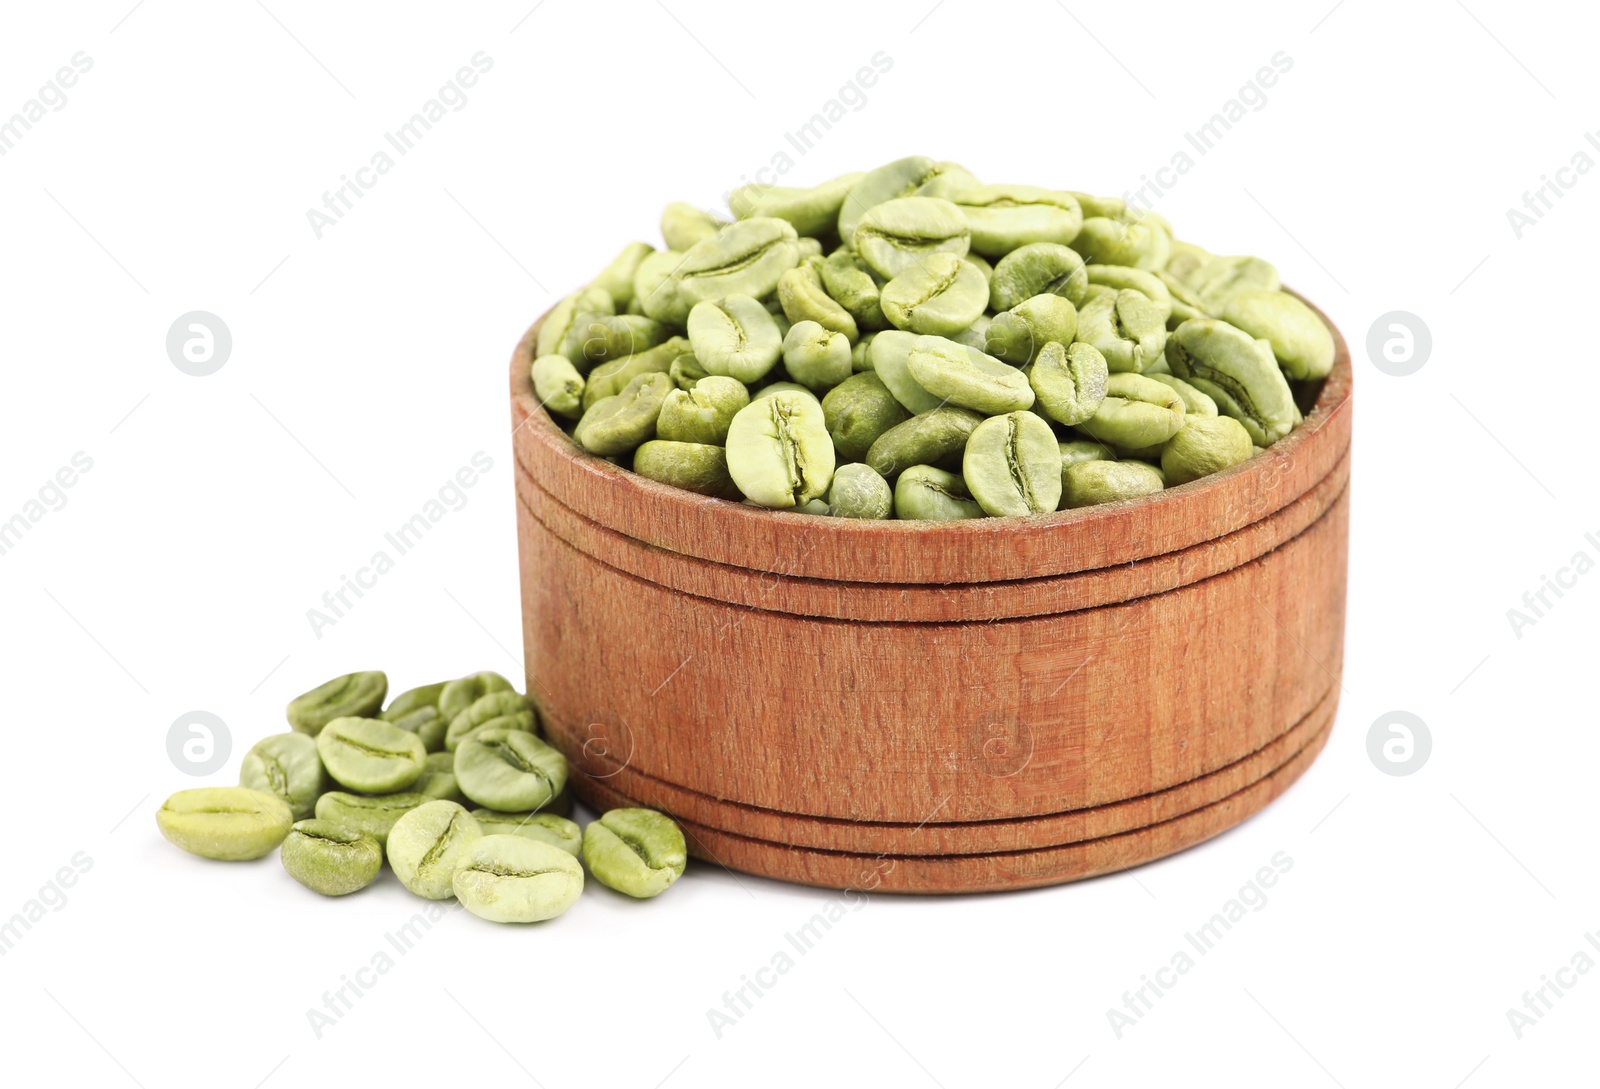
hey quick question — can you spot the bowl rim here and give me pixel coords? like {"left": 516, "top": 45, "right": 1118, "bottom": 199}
{"left": 511, "top": 290, "right": 1352, "bottom": 584}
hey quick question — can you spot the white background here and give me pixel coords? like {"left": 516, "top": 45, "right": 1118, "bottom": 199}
{"left": 1, "top": 1, "right": 1594, "bottom": 1085}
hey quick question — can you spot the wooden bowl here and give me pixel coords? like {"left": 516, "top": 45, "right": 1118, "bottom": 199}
{"left": 511, "top": 301, "right": 1351, "bottom": 893}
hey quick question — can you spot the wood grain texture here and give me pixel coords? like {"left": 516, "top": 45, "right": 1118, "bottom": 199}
{"left": 509, "top": 298, "right": 1352, "bottom": 892}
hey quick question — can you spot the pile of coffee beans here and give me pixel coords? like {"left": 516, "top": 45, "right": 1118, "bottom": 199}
{"left": 155, "top": 671, "right": 687, "bottom": 921}
{"left": 531, "top": 156, "right": 1334, "bottom": 518}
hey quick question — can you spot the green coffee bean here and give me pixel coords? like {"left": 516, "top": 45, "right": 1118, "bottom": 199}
{"left": 1085, "top": 263, "right": 1172, "bottom": 306}
{"left": 949, "top": 313, "right": 992, "bottom": 352}
{"left": 632, "top": 440, "right": 740, "bottom": 499}
{"left": 582, "top": 808, "right": 688, "bottom": 899}
{"left": 314, "top": 791, "right": 429, "bottom": 847}
{"left": 156, "top": 787, "right": 293, "bottom": 861}
{"left": 470, "top": 810, "right": 582, "bottom": 856}
{"left": 590, "top": 241, "right": 655, "bottom": 311}
{"left": 444, "top": 690, "right": 536, "bottom": 752}
{"left": 287, "top": 671, "right": 387, "bottom": 736}
{"left": 384, "top": 800, "right": 482, "bottom": 900}
{"left": 453, "top": 835, "right": 585, "bottom": 923}
{"left": 455, "top": 728, "right": 567, "bottom": 811}
{"left": 1163, "top": 298, "right": 1209, "bottom": 332}
{"left": 751, "top": 381, "right": 815, "bottom": 402}
{"left": 1165, "top": 318, "right": 1298, "bottom": 446}
{"left": 316, "top": 717, "right": 427, "bottom": 794}
{"left": 633, "top": 249, "right": 693, "bottom": 325}
{"left": 795, "top": 236, "right": 825, "bottom": 267}
{"left": 576, "top": 372, "right": 673, "bottom": 457}
{"left": 382, "top": 682, "right": 450, "bottom": 752}
{"left": 865, "top": 405, "right": 983, "bottom": 479}
{"left": 906, "top": 336, "right": 1034, "bottom": 415}
{"left": 1071, "top": 213, "right": 1171, "bottom": 270}
{"left": 660, "top": 202, "right": 727, "bottom": 251}
{"left": 838, "top": 155, "right": 968, "bottom": 243}
{"left": 962, "top": 411, "right": 1062, "bottom": 516}
{"left": 581, "top": 336, "right": 693, "bottom": 410}
{"left": 1068, "top": 191, "right": 1127, "bottom": 219}
{"left": 821, "top": 372, "right": 909, "bottom": 461}
{"left": 383, "top": 681, "right": 447, "bottom": 721}
{"left": 1080, "top": 372, "right": 1187, "bottom": 450}
{"left": 238, "top": 732, "right": 327, "bottom": 820}
{"left": 675, "top": 218, "right": 800, "bottom": 305}
{"left": 725, "top": 390, "right": 836, "bottom": 508}
{"left": 985, "top": 294, "right": 1078, "bottom": 365}
{"left": 280, "top": 819, "right": 382, "bottom": 896}
{"left": 989, "top": 243, "right": 1089, "bottom": 311}
{"left": 537, "top": 286, "right": 615, "bottom": 359}
{"left": 1166, "top": 239, "right": 1213, "bottom": 282}
{"left": 730, "top": 172, "right": 863, "bottom": 236}
{"left": 558, "top": 314, "right": 668, "bottom": 371}
{"left": 669, "top": 352, "right": 709, "bottom": 390}
{"left": 1075, "top": 287, "right": 1169, "bottom": 373}
{"left": 851, "top": 332, "right": 876, "bottom": 371}
{"left": 918, "top": 161, "right": 984, "bottom": 198}
{"left": 415, "top": 750, "right": 466, "bottom": 803}
{"left": 1159, "top": 271, "right": 1210, "bottom": 329}
{"left": 1161, "top": 415, "right": 1255, "bottom": 485}
{"left": 880, "top": 252, "right": 989, "bottom": 336}
{"left": 868, "top": 330, "right": 944, "bottom": 415}
{"left": 392, "top": 710, "right": 454, "bottom": 751}
{"left": 1029, "top": 341, "right": 1108, "bottom": 426}
{"left": 657, "top": 376, "right": 749, "bottom": 444}
{"left": 686, "top": 295, "right": 783, "bottom": 383}
{"left": 1183, "top": 254, "right": 1279, "bottom": 311}
{"left": 894, "top": 464, "right": 985, "bottom": 520}
{"left": 777, "top": 263, "right": 859, "bottom": 342}
{"left": 853, "top": 197, "right": 971, "bottom": 279}
{"left": 1057, "top": 441, "right": 1115, "bottom": 499}
{"left": 1219, "top": 290, "right": 1335, "bottom": 381}
{"left": 1061, "top": 459, "right": 1166, "bottom": 508}
{"left": 821, "top": 248, "right": 888, "bottom": 331}
{"left": 827, "top": 463, "right": 892, "bottom": 519}
{"left": 1146, "top": 373, "right": 1217, "bottom": 417}
{"left": 782, "top": 320, "right": 853, "bottom": 391}
{"left": 439, "top": 673, "right": 513, "bottom": 726}
{"left": 1059, "top": 439, "right": 1117, "bottom": 468}
{"left": 531, "top": 354, "right": 585, "bottom": 419}
{"left": 948, "top": 184, "right": 1083, "bottom": 256}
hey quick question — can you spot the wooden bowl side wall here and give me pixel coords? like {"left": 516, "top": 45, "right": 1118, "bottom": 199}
{"left": 518, "top": 475, "right": 1348, "bottom": 825}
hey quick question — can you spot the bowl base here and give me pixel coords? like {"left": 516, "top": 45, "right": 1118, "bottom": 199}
{"left": 566, "top": 698, "right": 1335, "bottom": 894}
